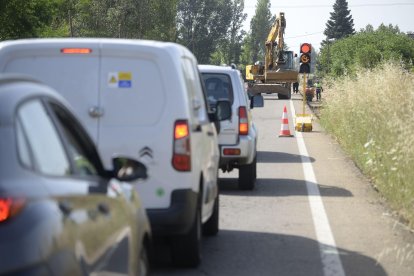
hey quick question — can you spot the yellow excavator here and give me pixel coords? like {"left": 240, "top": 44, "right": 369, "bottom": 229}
{"left": 246, "top": 12, "right": 298, "bottom": 99}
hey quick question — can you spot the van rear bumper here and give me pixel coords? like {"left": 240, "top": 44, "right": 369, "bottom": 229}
{"left": 146, "top": 189, "right": 198, "bottom": 236}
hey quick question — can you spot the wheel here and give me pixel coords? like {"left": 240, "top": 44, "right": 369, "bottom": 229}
{"left": 171, "top": 206, "right": 201, "bottom": 267}
{"left": 202, "top": 194, "right": 219, "bottom": 236}
{"left": 138, "top": 245, "right": 149, "bottom": 276}
{"left": 238, "top": 155, "right": 257, "bottom": 190}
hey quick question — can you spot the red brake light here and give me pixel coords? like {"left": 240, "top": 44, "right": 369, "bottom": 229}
{"left": 172, "top": 120, "right": 191, "bottom": 171}
{"left": 61, "top": 48, "right": 92, "bottom": 54}
{"left": 0, "top": 198, "right": 25, "bottom": 222}
{"left": 239, "top": 107, "right": 249, "bottom": 135}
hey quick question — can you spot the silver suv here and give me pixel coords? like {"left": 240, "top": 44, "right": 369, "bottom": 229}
{"left": 199, "top": 65, "right": 264, "bottom": 190}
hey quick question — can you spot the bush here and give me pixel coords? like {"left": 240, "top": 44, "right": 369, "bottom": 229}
{"left": 318, "top": 25, "right": 414, "bottom": 78}
{"left": 320, "top": 62, "right": 414, "bottom": 227}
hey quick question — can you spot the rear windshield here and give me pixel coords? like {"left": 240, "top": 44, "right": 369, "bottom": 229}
{"left": 201, "top": 73, "right": 234, "bottom": 105}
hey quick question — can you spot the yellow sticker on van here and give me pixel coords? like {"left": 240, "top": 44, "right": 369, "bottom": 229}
{"left": 108, "top": 72, "right": 132, "bottom": 88}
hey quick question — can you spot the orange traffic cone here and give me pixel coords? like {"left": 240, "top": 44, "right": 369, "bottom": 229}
{"left": 279, "top": 105, "right": 294, "bottom": 137}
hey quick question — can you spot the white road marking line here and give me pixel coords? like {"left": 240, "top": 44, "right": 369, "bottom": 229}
{"left": 289, "top": 100, "right": 345, "bottom": 276}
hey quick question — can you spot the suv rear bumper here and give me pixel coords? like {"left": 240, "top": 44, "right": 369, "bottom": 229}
{"left": 146, "top": 189, "right": 198, "bottom": 236}
{"left": 219, "top": 134, "right": 256, "bottom": 168}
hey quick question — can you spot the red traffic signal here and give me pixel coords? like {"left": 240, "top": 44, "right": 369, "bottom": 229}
{"left": 300, "top": 43, "right": 312, "bottom": 54}
{"left": 299, "top": 43, "right": 312, "bottom": 73}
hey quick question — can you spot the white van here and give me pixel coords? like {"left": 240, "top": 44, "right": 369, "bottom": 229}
{"left": 0, "top": 38, "right": 230, "bottom": 267}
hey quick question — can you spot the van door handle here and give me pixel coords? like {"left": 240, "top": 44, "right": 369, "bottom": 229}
{"left": 89, "top": 106, "right": 104, "bottom": 118}
{"left": 207, "top": 131, "right": 214, "bottom": 136}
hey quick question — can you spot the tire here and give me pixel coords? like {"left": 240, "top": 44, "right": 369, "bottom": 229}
{"left": 202, "top": 194, "right": 219, "bottom": 236}
{"left": 238, "top": 155, "right": 257, "bottom": 190}
{"left": 278, "top": 92, "right": 291, "bottom": 99}
{"left": 171, "top": 206, "right": 201, "bottom": 267}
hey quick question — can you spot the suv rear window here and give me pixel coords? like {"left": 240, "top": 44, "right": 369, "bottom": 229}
{"left": 201, "top": 73, "right": 234, "bottom": 105}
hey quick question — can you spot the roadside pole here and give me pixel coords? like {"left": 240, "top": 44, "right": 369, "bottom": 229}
{"left": 294, "top": 73, "right": 313, "bottom": 132}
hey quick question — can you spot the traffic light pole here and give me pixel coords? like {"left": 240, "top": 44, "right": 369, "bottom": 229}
{"left": 296, "top": 42, "right": 313, "bottom": 132}
{"left": 302, "top": 73, "right": 307, "bottom": 116}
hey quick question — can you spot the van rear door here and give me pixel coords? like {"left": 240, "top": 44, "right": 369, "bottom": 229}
{"left": 0, "top": 42, "right": 101, "bottom": 141}
{"left": 98, "top": 45, "right": 166, "bottom": 168}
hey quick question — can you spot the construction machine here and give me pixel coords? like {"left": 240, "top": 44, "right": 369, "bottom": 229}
{"left": 246, "top": 12, "right": 298, "bottom": 99}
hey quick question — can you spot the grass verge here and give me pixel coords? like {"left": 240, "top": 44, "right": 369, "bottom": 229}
{"left": 319, "top": 62, "right": 414, "bottom": 228}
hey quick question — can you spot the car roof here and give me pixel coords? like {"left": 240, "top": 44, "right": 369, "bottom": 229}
{"left": 198, "top": 64, "right": 237, "bottom": 73}
{"left": 0, "top": 74, "right": 70, "bottom": 126}
{"left": 0, "top": 38, "right": 196, "bottom": 63}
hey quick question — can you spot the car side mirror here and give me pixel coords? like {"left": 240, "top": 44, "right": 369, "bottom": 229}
{"left": 112, "top": 157, "right": 148, "bottom": 182}
{"left": 215, "top": 100, "right": 232, "bottom": 121}
{"left": 251, "top": 94, "right": 264, "bottom": 108}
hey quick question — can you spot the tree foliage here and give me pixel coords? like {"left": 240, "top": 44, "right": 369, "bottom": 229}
{"left": 66, "top": 0, "right": 178, "bottom": 40}
{"left": 324, "top": 0, "right": 355, "bottom": 41}
{"left": 210, "top": 0, "right": 247, "bottom": 66}
{"left": 0, "top": 0, "right": 61, "bottom": 40}
{"left": 0, "top": 0, "right": 248, "bottom": 64}
{"left": 318, "top": 24, "right": 414, "bottom": 78}
{"left": 247, "top": 0, "right": 273, "bottom": 63}
{"left": 176, "top": 0, "right": 232, "bottom": 64}
{"left": 0, "top": 0, "right": 178, "bottom": 40}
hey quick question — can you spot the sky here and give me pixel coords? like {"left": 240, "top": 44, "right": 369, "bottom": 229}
{"left": 242, "top": 0, "right": 414, "bottom": 53}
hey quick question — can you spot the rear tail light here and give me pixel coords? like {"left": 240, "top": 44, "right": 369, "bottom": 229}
{"left": 239, "top": 106, "right": 249, "bottom": 135}
{"left": 61, "top": 48, "right": 92, "bottom": 54}
{"left": 0, "top": 198, "right": 26, "bottom": 223}
{"left": 172, "top": 120, "right": 191, "bottom": 171}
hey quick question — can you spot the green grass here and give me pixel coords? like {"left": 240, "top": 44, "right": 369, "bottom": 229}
{"left": 319, "top": 62, "right": 414, "bottom": 227}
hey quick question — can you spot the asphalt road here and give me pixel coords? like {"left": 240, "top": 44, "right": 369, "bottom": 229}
{"left": 152, "top": 93, "right": 414, "bottom": 276}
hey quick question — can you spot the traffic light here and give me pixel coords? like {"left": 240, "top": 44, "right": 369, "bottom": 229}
{"left": 299, "top": 43, "right": 312, "bottom": 73}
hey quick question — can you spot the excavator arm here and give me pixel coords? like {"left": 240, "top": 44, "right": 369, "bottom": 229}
{"left": 265, "top": 12, "right": 286, "bottom": 70}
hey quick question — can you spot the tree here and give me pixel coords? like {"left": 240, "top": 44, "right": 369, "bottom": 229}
{"left": 176, "top": 0, "right": 232, "bottom": 64}
{"left": 53, "top": 0, "right": 176, "bottom": 40}
{"left": 318, "top": 24, "right": 414, "bottom": 78}
{"left": 0, "top": 0, "right": 60, "bottom": 40}
{"left": 145, "top": 0, "right": 178, "bottom": 41}
{"left": 324, "top": 0, "right": 355, "bottom": 41}
{"left": 248, "top": 0, "right": 273, "bottom": 63}
{"left": 240, "top": 33, "right": 254, "bottom": 69}
{"left": 210, "top": 0, "right": 247, "bottom": 66}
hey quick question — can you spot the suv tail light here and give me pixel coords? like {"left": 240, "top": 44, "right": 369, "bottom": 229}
{"left": 172, "top": 120, "right": 191, "bottom": 171}
{"left": 239, "top": 106, "right": 249, "bottom": 135}
{"left": 0, "top": 198, "right": 26, "bottom": 223}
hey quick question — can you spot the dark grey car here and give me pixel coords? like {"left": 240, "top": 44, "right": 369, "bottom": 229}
{"left": 0, "top": 75, "right": 151, "bottom": 275}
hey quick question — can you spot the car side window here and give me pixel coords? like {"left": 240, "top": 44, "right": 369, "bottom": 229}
{"left": 16, "top": 99, "right": 71, "bottom": 176}
{"left": 49, "top": 102, "right": 100, "bottom": 177}
{"left": 16, "top": 117, "right": 33, "bottom": 169}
